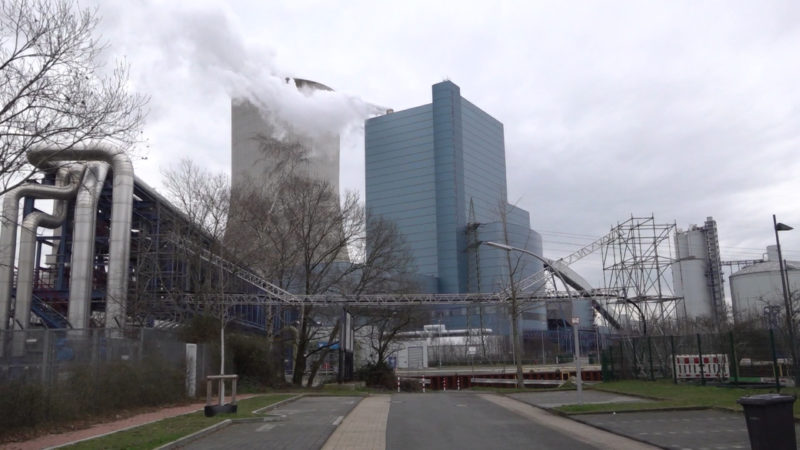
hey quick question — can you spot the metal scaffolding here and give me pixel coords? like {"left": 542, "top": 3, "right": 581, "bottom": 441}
{"left": 600, "top": 215, "right": 682, "bottom": 334}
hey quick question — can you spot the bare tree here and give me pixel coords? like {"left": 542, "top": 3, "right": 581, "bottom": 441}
{"left": 161, "top": 159, "right": 236, "bottom": 388}
{"left": 0, "top": 0, "right": 147, "bottom": 194}
{"left": 352, "top": 306, "right": 425, "bottom": 366}
{"left": 227, "top": 149, "right": 415, "bottom": 386}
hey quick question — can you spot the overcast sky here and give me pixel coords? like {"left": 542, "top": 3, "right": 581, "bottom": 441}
{"left": 93, "top": 0, "right": 800, "bottom": 285}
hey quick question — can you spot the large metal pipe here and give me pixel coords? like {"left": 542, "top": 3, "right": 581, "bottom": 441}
{"left": 67, "top": 162, "right": 109, "bottom": 329}
{"left": 28, "top": 145, "right": 134, "bottom": 329}
{"left": 0, "top": 176, "right": 90, "bottom": 331}
{"left": 15, "top": 166, "right": 84, "bottom": 329}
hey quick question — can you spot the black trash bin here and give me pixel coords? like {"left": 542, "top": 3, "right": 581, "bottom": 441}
{"left": 737, "top": 393, "right": 796, "bottom": 450}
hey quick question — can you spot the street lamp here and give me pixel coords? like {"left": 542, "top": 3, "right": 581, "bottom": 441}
{"left": 773, "top": 215, "right": 797, "bottom": 385}
{"left": 483, "top": 241, "right": 582, "bottom": 402}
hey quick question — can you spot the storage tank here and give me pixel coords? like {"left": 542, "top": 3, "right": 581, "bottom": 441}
{"left": 671, "top": 217, "right": 724, "bottom": 321}
{"left": 730, "top": 245, "right": 800, "bottom": 324}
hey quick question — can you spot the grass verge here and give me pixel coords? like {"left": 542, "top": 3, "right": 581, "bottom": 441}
{"left": 555, "top": 380, "right": 800, "bottom": 416}
{"left": 62, "top": 394, "right": 296, "bottom": 449}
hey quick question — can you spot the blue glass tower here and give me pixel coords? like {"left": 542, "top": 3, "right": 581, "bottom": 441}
{"left": 365, "top": 81, "right": 544, "bottom": 331}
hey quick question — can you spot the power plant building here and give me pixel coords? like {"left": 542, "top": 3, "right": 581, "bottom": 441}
{"left": 365, "top": 81, "right": 545, "bottom": 332}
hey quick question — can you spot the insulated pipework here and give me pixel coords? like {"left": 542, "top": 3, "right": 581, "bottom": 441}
{"left": 15, "top": 165, "right": 85, "bottom": 329}
{"left": 28, "top": 145, "right": 134, "bottom": 329}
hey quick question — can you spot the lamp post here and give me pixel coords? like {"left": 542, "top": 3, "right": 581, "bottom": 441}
{"left": 773, "top": 215, "right": 797, "bottom": 385}
{"left": 483, "top": 241, "right": 582, "bottom": 401}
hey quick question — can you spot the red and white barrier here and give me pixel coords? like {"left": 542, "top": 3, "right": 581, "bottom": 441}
{"left": 674, "top": 354, "right": 730, "bottom": 380}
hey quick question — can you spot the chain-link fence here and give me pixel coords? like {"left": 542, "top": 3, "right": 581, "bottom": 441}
{"left": 0, "top": 328, "right": 215, "bottom": 435}
{"left": 0, "top": 328, "right": 212, "bottom": 386}
{"left": 602, "top": 328, "right": 797, "bottom": 385}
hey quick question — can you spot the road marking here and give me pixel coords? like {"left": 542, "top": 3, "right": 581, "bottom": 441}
{"left": 257, "top": 423, "right": 276, "bottom": 432}
{"left": 457, "top": 404, "right": 467, "bottom": 407}
{"left": 332, "top": 415, "right": 344, "bottom": 426}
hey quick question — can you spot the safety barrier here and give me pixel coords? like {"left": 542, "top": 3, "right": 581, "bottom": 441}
{"left": 674, "top": 353, "right": 730, "bottom": 380}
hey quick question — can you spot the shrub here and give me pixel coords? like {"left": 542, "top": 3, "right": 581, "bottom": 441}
{"left": 0, "top": 357, "right": 185, "bottom": 441}
{"left": 355, "top": 361, "right": 396, "bottom": 389}
{"left": 227, "top": 333, "right": 281, "bottom": 388}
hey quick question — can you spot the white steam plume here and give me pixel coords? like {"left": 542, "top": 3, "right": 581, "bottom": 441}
{"left": 95, "top": 0, "right": 382, "bottom": 175}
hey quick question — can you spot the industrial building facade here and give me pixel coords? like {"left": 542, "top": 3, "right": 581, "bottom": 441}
{"left": 365, "top": 81, "right": 544, "bottom": 331}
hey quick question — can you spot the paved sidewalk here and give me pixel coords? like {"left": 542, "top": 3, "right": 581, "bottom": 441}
{"left": 322, "top": 395, "right": 390, "bottom": 450}
{"left": 509, "top": 390, "right": 650, "bottom": 408}
{"left": 479, "top": 394, "right": 658, "bottom": 450}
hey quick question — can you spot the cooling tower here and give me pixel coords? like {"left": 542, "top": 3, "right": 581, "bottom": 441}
{"left": 231, "top": 78, "right": 340, "bottom": 196}
{"left": 230, "top": 78, "right": 348, "bottom": 262}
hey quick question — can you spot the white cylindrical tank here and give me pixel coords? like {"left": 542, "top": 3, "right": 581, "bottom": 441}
{"left": 671, "top": 228, "right": 714, "bottom": 320}
{"left": 730, "top": 254, "right": 800, "bottom": 323}
{"left": 672, "top": 259, "right": 714, "bottom": 319}
{"left": 573, "top": 298, "right": 594, "bottom": 330}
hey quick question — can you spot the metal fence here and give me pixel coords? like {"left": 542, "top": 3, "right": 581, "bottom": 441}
{"left": 0, "top": 328, "right": 212, "bottom": 389}
{"left": 602, "top": 328, "right": 796, "bottom": 385}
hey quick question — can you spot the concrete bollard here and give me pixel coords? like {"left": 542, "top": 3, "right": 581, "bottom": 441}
{"left": 422, "top": 376, "right": 426, "bottom": 393}
{"left": 397, "top": 378, "right": 400, "bottom": 393}
{"left": 457, "top": 377, "right": 461, "bottom": 391}
{"left": 443, "top": 378, "right": 447, "bottom": 391}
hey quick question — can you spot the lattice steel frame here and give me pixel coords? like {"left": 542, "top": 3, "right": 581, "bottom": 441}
{"left": 600, "top": 215, "right": 683, "bottom": 334}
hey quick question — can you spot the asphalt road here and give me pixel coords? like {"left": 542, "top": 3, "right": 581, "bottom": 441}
{"left": 183, "top": 396, "right": 360, "bottom": 450}
{"left": 386, "top": 392, "right": 597, "bottom": 450}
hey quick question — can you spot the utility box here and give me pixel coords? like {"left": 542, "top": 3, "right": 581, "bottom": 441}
{"left": 737, "top": 394, "right": 796, "bottom": 450}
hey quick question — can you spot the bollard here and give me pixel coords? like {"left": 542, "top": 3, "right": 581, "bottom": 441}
{"left": 397, "top": 378, "right": 400, "bottom": 393}
{"left": 422, "top": 376, "right": 426, "bottom": 393}
{"left": 444, "top": 378, "right": 447, "bottom": 391}
{"left": 457, "top": 377, "right": 461, "bottom": 391}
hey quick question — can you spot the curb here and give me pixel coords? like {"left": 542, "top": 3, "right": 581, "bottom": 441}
{"left": 157, "top": 394, "right": 305, "bottom": 449}
{"left": 155, "top": 419, "right": 233, "bottom": 450}
{"left": 252, "top": 393, "right": 305, "bottom": 414}
{"left": 498, "top": 392, "right": 658, "bottom": 449}
{"left": 44, "top": 406, "right": 206, "bottom": 449}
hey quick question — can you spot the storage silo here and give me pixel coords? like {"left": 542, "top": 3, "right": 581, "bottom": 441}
{"left": 730, "top": 245, "right": 800, "bottom": 324}
{"left": 671, "top": 217, "right": 725, "bottom": 322}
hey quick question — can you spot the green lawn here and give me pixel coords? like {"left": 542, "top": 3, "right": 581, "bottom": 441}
{"left": 63, "top": 394, "right": 296, "bottom": 449}
{"left": 556, "top": 380, "right": 800, "bottom": 416}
